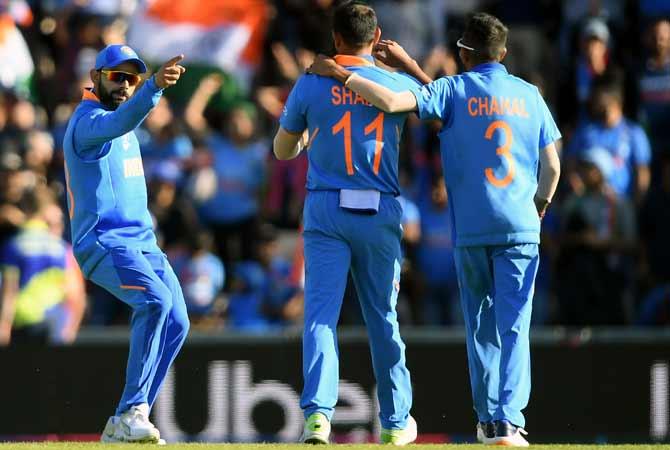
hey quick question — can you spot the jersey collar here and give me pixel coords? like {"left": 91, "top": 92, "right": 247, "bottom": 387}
{"left": 82, "top": 88, "right": 101, "bottom": 103}
{"left": 334, "top": 54, "right": 375, "bottom": 67}
{"left": 470, "top": 62, "right": 508, "bottom": 74}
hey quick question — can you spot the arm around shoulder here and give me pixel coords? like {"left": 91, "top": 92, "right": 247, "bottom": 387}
{"left": 346, "top": 73, "right": 418, "bottom": 113}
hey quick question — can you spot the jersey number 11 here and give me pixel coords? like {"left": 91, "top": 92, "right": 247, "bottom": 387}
{"left": 332, "top": 111, "right": 384, "bottom": 176}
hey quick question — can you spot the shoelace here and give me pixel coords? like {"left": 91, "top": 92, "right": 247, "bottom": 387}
{"left": 518, "top": 428, "right": 528, "bottom": 436}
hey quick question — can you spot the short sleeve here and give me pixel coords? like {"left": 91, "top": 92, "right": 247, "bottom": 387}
{"left": 412, "top": 77, "right": 453, "bottom": 122}
{"left": 630, "top": 124, "right": 651, "bottom": 165}
{"left": 537, "top": 90, "right": 562, "bottom": 149}
{"left": 279, "top": 75, "right": 309, "bottom": 134}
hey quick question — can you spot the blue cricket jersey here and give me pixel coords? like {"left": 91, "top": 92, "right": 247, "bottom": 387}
{"left": 280, "top": 55, "right": 421, "bottom": 195}
{"left": 413, "top": 62, "right": 561, "bottom": 247}
{"left": 566, "top": 118, "right": 651, "bottom": 196}
{"left": 63, "top": 77, "right": 163, "bottom": 276}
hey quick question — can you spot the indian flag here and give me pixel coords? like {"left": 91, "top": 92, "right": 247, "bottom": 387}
{"left": 127, "top": 0, "right": 269, "bottom": 90}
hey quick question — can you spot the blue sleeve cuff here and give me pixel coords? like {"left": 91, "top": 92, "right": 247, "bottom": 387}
{"left": 145, "top": 76, "right": 163, "bottom": 93}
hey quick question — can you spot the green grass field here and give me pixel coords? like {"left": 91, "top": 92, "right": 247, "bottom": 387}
{"left": 1, "top": 445, "right": 670, "bottom": 450}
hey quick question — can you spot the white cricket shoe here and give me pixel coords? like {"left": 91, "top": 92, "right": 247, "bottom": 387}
{"left": 380, "top": 415, "right": 417, "bottom": 445}
{"left": 101, "top": 404, "right": 161, "bottom": 444}
{"left": 300, "top": 412, "right": 331, "bottom": 444}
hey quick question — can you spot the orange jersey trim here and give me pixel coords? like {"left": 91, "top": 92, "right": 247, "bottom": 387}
{"left": 333, "top": 55, "right": 375, "bottom": 67}
{"left": 82, "top": 89, "right": 100, "bottom": 102}
{"left": 120, "top": 285, "right": 147, "bottom": 291}
{"left": 305, "top": 127, "right": 319, "bottom": 150}
{"left": 63, "top": 164, "right": 75, "bottom": 220}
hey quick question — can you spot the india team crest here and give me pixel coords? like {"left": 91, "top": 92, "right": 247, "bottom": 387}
{"left": 120, "top": 46, "right": 134, "bottom": 56}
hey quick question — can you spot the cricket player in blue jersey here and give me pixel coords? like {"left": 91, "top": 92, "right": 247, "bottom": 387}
{"left": 273, "top": 2, "right": 417, "bottom": 445}
{"left": 310, "top": 12, "right": 562, "bottom": 447}
{"left": 63, "top": 44, "right": 188, "bottom": 444}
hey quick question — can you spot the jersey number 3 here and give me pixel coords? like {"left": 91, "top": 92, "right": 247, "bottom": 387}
{"left": 484, "top": 120, "right": 515, "bottom": 188}
{"left": 332, "top": 111, "right": 384, "bottom": 176}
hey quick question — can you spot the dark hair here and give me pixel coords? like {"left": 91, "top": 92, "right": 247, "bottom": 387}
{"left": 332, "top": 1, "right": 377, "bottom": 48}
{"left": 19, "top": 185, "right": 55, "bottom": 217}
{"left": 462, "top": 12, "right": 508, "bottom": 62}
{"left": 591, "top": 71, "right": 624, "bottom": 104}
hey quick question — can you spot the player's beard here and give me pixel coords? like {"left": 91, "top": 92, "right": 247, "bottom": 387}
{"left": 96, "top": 80, "right": 130, "bottom": 110}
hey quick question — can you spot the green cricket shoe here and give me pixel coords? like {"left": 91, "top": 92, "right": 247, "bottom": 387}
{"left": 380, "top": 415, "right": 417, "bottom": 445}
{"left": 300, "top": 412, "right": 331, "bottom": 444}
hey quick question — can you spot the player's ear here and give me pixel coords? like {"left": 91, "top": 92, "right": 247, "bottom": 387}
{"left": 333, "top": 31, "right": 343, "bottom": 50}
{"left": 498, "top": 47, "right": 508, "bottom": 62}
{"left": 90, "top": 69, "right": 100, "bottom": 84}
{"left": 373, "top": 27, "right": 381, "bottom": 45}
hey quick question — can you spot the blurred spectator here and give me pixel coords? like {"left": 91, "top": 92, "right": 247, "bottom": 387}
{"left": 171, "top": 230, "right": 226, "bottom": 328}
{"left": 256, "top": 41, "right": 310, "bottom": 228}
{"left": 416, "top": 177, "right": 458, "bottom": 325}
{"left": 271, "top": 0, "right": 336, "bottom": 56}
{"left": 556, "top": 147, "right": 637, "bottom": 325}
{"left": 637, "top": 155, "right": 670, "bottom": 325}
{"left": 559, "top": 17, "right": 619, "bottom": 129}
{"left": 566, "top": 79, "right": 651, "bottom": 201}
{"left": 147, "top": 160, "right": 200, "bottom": 253}
{"left": 42, "top": 199, "right": 85, "bottom": 344}
{"left": 372, "top": 0, "right": 446, "bottom": 63}
{"left": 256, "top": 224, "right": 303, "bottom": 328}
{"left": 225, "top": 260, "right": 271, "bottom": 332}
{"left": 0, "top": 186, "right": 71, "bottom": 345}
{"left": 0, "top": 151, "right": 35, "bottom": 241}
{"left": 137, "top": 97, "right": 192, "bottom": 182}
{"left": 186, "top": 75, "right": 268, "bottom": 268}
{"left": 638, "top": 18, "right": 670, "bottom": 163}
{"left": 396, "top": 195, "right": 421, "bottom": 324}
{"left": 22, "top": 129, "right": 54, "bottom": 177}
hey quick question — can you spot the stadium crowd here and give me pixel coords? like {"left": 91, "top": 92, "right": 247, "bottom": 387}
{"left": 0, "top": 0, "right": 669, "bottom": 344}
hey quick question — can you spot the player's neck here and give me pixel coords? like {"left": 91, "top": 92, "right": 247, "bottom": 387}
{"left": 335, "top": 44, "right": 373, "bottom": 58}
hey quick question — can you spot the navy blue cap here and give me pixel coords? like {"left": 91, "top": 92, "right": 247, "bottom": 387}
{"left": 95, "top": 44, "right": 147, "bottom": 73}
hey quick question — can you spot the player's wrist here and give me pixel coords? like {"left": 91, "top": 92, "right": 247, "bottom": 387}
{"left": 148, "top": 75, "right": 164, "bottom": 91}
{"left": 338, "top": 68, "right": 354, "bottom": 85}
{"left": 534, "top": 194, "right": 551, "bottom": 218}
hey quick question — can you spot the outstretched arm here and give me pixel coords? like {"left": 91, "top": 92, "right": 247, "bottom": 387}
{"left": 309, "top": 55, "right": 418, "bottom": 114}
{"left": 185, "top": 73, "right": 223, "bottom": 133}
{"left": 75, "top": 55, "right": 186, "bottom": 150}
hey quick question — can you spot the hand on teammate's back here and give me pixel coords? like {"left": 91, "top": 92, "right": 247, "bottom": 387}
{"left": 373, "top": 40, "right": 414, "bottom": 71}
{"left": 155, "top": 55, "right": 186, "bottom": 89}
{"left": 307, "top": 54, "right": 341, "bottom": 78}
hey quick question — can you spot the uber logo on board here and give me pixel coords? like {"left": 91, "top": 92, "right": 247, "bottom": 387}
{"left": 153, "top": 360, "right": 377, "bottom": 443}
